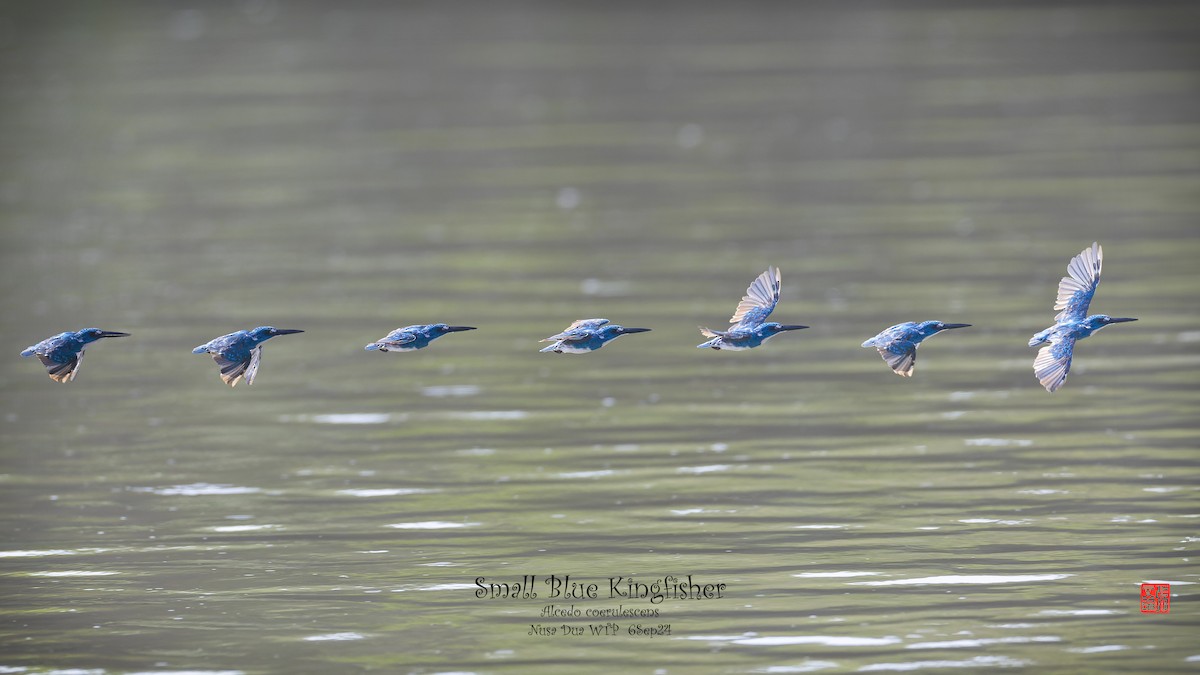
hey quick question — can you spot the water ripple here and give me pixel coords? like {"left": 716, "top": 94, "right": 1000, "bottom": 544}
{"left": 734, "top": 636, "right": 903, "bottom": 647}
{"left": 27, "top": 571, "right": 119, "bottom": 577}
{"left": 0, "top": 548, "right": 112, "bottom": 558}
{"left": 957, "top": 518, "right": 1031, "bottom": 526}
{"left": 302, "top": 632, "right": 366, "bottom": 642}
{"left": 859, "top": 655, "right": 1029, "bottom": 671}
{"left": 391, "top": 582, "right": 477, "bottom": 592}
{"left": 964, "top": 438, "right": 1034, "bottom": 447}
{"left": 127, "top": 671, "right": 246, "bottom": 675}
{"left": 750, "top": 663, "right": 840, "bottom": 673}
{"left": 442, "top": 411, "right": 528, "bottom": 421}
{"left": 311, "top": 413, "right": 392, "bottom": 425}
{"left": 1068, "top": 645, "right": 1129, "bottom": 654}
{"left": 852, "top": 574, "right": 1071, "bottom": 586}
{"left": 386, "top": 521, "right": 481, "bottom": 529}
{"left": 556, "top": 469, "right": 624, "bottom": 479}
{"left": 793, "top": 571, "right": 880, "bottom": 578}
{"left": 336, "top": 488, "right": 438, "bottom": 497}
{"left": 421, "top": 384, "right": 482, "bottom": 397}
{"left": 130, "top": 483, "right": 262, "bottom": 496}
{"left": 209, "top": 524, "right": 279, "bottom": 533}
{"left": 906, "top": 636, "right": 1060, "bottom": 649}
{"left": 677, "top": 464, "right": 733, "bottom": 474}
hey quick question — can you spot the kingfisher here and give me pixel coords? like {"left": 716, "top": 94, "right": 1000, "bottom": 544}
{"left": 20, "top": 328, "right": 131, "bottom": 382}
{"left": 1029, "top": 242, "right": 1136, "bottom": 392}
{"left": 365, "top": 324, "right": 476, "bottom": 352}
{"left": 192, "top": 326, "right": 304, "bottom": 387}
{"left": 539, "top": 318, "right": 650, "bottom": 353}
{"left": 862, "top": 321, "right": 971, "bottom": 377}
{"left": 697, "top": 266, "right": 807, "bottom": 350}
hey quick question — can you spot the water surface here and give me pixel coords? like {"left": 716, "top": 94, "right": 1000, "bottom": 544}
{"left": 1, "top": 2, "right": 1197, "bottom": 673}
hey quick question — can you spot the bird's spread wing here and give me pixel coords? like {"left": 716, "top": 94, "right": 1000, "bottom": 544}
{"left": 213, "top": 352, "right": 251, "bottom": 387}
{"left": 877, "top": 343, "right": 917, "bottom": 377}
{"left": 1054, "top": 242, "right": 1102, "bottom": 323}
{"left": 38, "top": 352, "right": 82, "bottom": 383}
{"left": 699, "top": 326, "right": 726, "bottom": 339}
{"left": 729, "top": 267, "right": 780, "bottom": 326}
{"left": 382, "top": 331, "right": 418, "bottom": 346}
{"left": 1033, "top": 336, "right": 1075, "bottom": 392}
{"left": 244, "top": 345, "right": 263, "bottom": 385}
{"left": 542, "top": 318, "right": 607, "bottom": 341}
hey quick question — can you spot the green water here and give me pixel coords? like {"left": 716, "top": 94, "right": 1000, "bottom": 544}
{"left": 1, "top": 2, "right": 1197, "bottom": 673}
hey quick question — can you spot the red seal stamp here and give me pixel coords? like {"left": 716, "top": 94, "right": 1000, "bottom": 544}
{"left": 1140, "top": 583, "right": 1170, "bottom": 614}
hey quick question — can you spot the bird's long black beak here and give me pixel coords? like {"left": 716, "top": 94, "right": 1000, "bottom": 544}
{"left": 272, "top": 329, "right": 305, "bottom": 335}
{"left": 99, "top": 331, "right": 131, "bottom": 338}
{"left": 446, "top": 326, "right": 477, "bottom": 332}
{"left": 778, "top": 325, "right": 809, "bottom": 332}
{"left": 620, "top": 327, "right": 652, "bottom": 334}
{"left": 941, "top": 323, "right": 971, "bottom": 330}
{"left": 1108, "top": 317, "right": 1138, "bottom": 324}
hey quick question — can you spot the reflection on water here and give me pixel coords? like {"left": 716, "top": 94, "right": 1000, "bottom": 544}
{"left": 1, "top": 1, "right": 1198, "bottom": 673}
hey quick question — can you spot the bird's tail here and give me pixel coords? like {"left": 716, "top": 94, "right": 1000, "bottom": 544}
{"left": 191, "top": 345, "right": 210, "bottom": 354}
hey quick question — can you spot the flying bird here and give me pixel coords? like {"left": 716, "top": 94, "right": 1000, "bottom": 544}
{"left": 539, "top": 318, "right": 650, "bottom": 353}
{"left": 20, "top": 328, "right": 130, "bottom": 382}
{"left": 861, "top": 321, "right": 970, "bottom": 377}
{"left": 1028, "top": 242, "right": 1136, "bottom": 392}
{"left": 365, "top": 324, "right": 476, "bottom": 352}
{"left": 192, "top": 326, "right": 304, "bottom": 387}
{"left": 697, "top": 266, "right": 807, "bottom": 350}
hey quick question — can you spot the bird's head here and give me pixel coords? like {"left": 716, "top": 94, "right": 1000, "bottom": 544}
{"left": 250, "top": 326, "right": 304, "bottom": 340}
{"left": 917, "top": 321, "right": 971, "bottom": 336}
{"left": 435, "top": 324, "right": 477, "bottom": 334}
{"left": 76, "top": 327, "right": 131, "bottom": 343}
{"left": 760, "top": 322, "right": 808, "bottom": 336}
{"left": 1089, "top": 315, "right": 1137, "bottom": 330}
{"left": 605, "top": 325, "right": 651, "bottom": 337}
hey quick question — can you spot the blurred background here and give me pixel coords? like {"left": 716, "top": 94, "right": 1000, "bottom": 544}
{"left": 1, "top": 2, "right": 1197, "bottom": 673}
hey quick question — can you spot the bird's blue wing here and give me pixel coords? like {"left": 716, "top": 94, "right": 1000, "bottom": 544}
{"left": 212, "top": 351, "right": 252, "bottom": 387}
{"left": 1033, "top": 336, "right": 1075, "bottom": 392}
{"left": 195, "top": 331, "right": 242, "bottom": 355}
{"left": 23, "top": 333, "right": 67, "bottom": 358}
{"left": 875, "top": 342, "right": 917, "bottom": 377}
{"left": 37, "top": 351, "right": 82, "bottom": 382}
{"left": 384, "top": 330, "right": 419, "bottom": 346}
{"left": 1054, "top": 242, "right": 1102, "bottom": 323}
{"left": 542, "top": 318, "right": 608, "bottom": 341}
{"left": 243, "top": 345, "right": 263, "bottom": 385}
{"left": 729, "top": 267, "right": 781, "bottom": 326}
